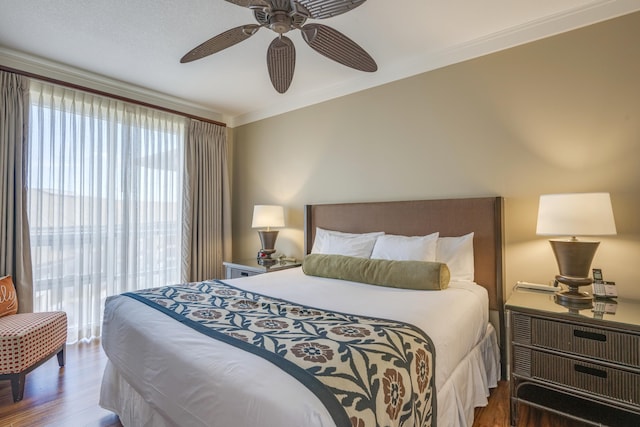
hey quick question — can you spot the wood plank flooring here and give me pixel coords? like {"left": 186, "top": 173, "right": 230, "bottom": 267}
{"left": 0, "top": 340, "right": 587, "bottom": 427}
{"left": 0, "top": 340, "right": 121, "bottom": 427}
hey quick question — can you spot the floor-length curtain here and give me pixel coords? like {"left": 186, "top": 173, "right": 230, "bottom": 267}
{"left": 182, "top": 119, "right": 230, "bottom": 282}
{"left": 27, "top": 80, "right": 185, "bottom": 342}
{"left": 0, "top": 70, "right": 34, "bottom": 313}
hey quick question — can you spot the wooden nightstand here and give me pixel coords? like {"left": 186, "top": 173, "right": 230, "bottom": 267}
{"left": 223, "top": 258, "right": 301, "bottom": 279}
{"left": 506, "top": 289, "right": 640, "bottom": 426}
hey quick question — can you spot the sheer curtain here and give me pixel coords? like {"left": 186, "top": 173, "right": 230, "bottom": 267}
{"left": 27, "top": 80, "right": 185, "bottom": 342}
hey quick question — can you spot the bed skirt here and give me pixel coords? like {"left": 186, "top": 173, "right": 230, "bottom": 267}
{"left": 99, "top": 323, "right": 500, "bottom": 427}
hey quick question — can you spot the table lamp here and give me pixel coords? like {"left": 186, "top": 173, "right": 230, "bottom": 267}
{"left": 536, "top": 193, "right": 616, "bottom": 306}
{"left": 252, "top": 205, "right": 285, "bottom": 260}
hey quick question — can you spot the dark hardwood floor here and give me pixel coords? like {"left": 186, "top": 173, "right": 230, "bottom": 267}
{"left": 0, "top": 340, "right": 121, "bottom": 427}
{"left": 0, "top": 340, "right": 586, "bottom": 427}
{"left": 474, "top": 379, "right": 587, "bottom": 427}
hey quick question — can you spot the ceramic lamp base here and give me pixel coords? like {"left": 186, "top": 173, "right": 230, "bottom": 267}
{"left": 257, "top": 230, "right": 279, "bottom": 259}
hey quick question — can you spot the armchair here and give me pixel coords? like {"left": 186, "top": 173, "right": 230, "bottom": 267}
{"left": 0, "top": 276, "right": 67, "bottom": 402}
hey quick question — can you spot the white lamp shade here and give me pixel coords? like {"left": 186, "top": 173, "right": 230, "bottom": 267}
{"left": 536, "top": 193, "right": 616, "bottom": 237}
{"left": 252, "top": 205, "right": 285, "bottom": 229}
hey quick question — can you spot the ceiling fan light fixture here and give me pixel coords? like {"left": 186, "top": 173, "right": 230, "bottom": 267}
{"left": 181, "top": 0, "right": 376, "bottom": 93}
{"left": 269, "top": 12, "right": 292, "bottom": 34}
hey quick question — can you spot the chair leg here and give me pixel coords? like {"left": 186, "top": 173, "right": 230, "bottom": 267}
{"left": 57, "top": 344, "right": 66, "bottom": 367}
{"left": 10, "top": 373, "right": 26, "bottom": 402}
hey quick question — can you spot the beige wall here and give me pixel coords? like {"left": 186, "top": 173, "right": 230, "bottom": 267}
{"left": 231, "top": 12, "right": 640, "bottom": 301}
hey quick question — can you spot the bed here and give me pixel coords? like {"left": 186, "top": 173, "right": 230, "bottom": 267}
{"left": 100, "top": 197, "right": 504, "bottom": 427}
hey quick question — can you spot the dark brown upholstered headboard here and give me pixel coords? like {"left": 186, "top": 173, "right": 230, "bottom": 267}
{"left": 304, "top": 197, "right": 504, "bottom": 311}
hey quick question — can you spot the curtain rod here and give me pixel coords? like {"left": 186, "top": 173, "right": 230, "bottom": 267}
{"left": 1, "top": 64, "right": 227, "bottom": 128}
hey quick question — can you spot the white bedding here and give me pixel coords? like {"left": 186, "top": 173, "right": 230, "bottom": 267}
{"left": 100, "top": 267, "right": 500, "bottom": 427}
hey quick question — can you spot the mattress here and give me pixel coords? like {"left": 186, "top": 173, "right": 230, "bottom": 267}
{"left": 100, "top": 267, "right": 500, "bottom": 426}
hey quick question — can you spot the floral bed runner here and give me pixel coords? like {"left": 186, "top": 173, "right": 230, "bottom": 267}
{"left": 124, "top": 280, "right": 436, "bottom": 427}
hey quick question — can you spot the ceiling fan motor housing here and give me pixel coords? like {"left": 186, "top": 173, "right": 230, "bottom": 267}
{"left": 254, "top": 1, "right": 309, "bottom": 34}
{"left": 269, "top": 12, "right": 293, "bottom": 34}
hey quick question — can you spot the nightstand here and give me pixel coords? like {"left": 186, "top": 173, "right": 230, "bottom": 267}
{"left": 223, "top": 259, "right": 301, "bottom": 279}
{"left": 506, "top": 289, "right": 640, "bottom": 426}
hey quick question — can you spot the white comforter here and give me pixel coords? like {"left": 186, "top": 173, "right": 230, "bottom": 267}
{"left": 100, "top": 267, "right": 498, "bottom": 427}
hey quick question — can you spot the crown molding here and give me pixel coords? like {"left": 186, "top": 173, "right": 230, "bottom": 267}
{"left": 0, "top": 47, "right": 228, "bottom": 124}
{"left": 230, "top": 0, "right": 640, "bottom": 127}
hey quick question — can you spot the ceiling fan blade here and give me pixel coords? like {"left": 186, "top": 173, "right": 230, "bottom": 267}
{"left": 267, "top": 36, "right": 296, "bottom": 93}
{"left": 180, "top": 24, "right": 260, "bottom": 63}
{"left": 295, "top": 0, "right": 367, "bottom": 19}
{"left": 301, "top": 23, "right": 377, "bottom": 72}
{"left": 224, "top": 0, "right": 269, "bottom": 8}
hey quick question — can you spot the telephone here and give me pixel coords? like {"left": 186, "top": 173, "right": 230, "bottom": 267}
{"left": 591, "top": 268, "right": 618, "bottom": 299}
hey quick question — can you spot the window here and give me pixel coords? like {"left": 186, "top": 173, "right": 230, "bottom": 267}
{"left": 27, "top": 81, "right": 185, "bottom": 342}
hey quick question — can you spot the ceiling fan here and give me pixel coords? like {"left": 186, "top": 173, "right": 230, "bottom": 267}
{"left": 180, "top": 0, "right": 377, "bottom": 93}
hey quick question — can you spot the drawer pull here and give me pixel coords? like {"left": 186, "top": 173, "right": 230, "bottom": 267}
{"left": 240, "top": 272, "right": 249, "bottom": 277}
{"left": 573, "top": 329, "right": 606, "bottom": 342}
{"left": 574, "top": 364, "right": 607, "bottom": 379}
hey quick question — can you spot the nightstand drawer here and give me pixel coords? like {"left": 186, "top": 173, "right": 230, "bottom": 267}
{"left": 514, "top": 347, "right": 640, "bottom": 406}
{"left": 512, "top": 313, "right": 640, "bottom": 367}
{"left": 227, "top": 268, "right": 260, "bottom": 279}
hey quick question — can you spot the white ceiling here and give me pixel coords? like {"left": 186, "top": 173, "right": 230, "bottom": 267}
{"left": 1, "top": 0, "right": 638, "bottom": 127}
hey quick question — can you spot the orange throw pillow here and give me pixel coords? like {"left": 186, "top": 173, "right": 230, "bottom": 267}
{"left": 0, "top": 275, "right": 18, "bottom": 317}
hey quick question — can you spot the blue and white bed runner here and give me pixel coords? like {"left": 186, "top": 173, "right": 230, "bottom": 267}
{"left": 124, "top": 280, "right": 436, "bottom": 427}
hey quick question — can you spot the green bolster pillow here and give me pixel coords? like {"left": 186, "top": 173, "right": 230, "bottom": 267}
{"left": 302, "top": 254, "right": 450, "bottom": 291}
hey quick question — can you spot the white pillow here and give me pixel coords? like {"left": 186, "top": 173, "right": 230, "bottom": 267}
{"left": 371, "top": 232, "right": 439, "bottom": 262}
{"left": 311, "top": 227, "right": 384, "bottom": 258}
{"left": 436, "top": 232, "right": 474, "bottom": 281}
